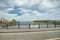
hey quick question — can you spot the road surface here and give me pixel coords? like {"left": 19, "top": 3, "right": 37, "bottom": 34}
{"left": 0, "top": 30, "right": 60, "bottom": 40}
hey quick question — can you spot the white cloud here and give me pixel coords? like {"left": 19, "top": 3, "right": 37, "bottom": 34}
{"left": 40, "top": 0, "right": 60, "bottom": 9}
{"left": 0, "top": 2, "right": 7, "bottom": 8}
{"left": 13, "top": 0, "right": 28, "bottom": 6}
{"left": 20, "top": 8, "right": 32, "bottom": 14}
{"left": 38, "top": 8, "right": 60, "bottom": 20}
{"left": 0, "top": 0, "right": 60, "bottom": 21}
{"left": 39, "top": 0, "right": 56, "bottom": 9}
{"left": 15, "top": 9, "right": 43, "bottom": 21}
{"left": 7, "top": 8, "right": 14, "bottom": 11}
{"left": 0, "top": 11, "right": 17, "bottom": 21}
{"left": 32, "top": 10, "right": 43, "bottom": 16}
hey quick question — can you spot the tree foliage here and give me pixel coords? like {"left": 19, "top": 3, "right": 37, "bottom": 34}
{"left": 8, "top": 19, "right": 17, "bottom": 26}
{"left": 33, "top": 20, "right": 48, "bottom": 23}
{"left": 0, "top": 19, "right": 18, "bottom": 27}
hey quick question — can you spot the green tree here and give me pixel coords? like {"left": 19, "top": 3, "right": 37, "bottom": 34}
{"left": 8, "top": 19, "right": 17, "bottom": 26}
{"left": 33, "top": 20, "right": 48, "bottom": 23}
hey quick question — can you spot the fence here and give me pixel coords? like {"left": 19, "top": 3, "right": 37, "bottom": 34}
{"left": 0, "top": 21, "right": 60, "bottom": 29}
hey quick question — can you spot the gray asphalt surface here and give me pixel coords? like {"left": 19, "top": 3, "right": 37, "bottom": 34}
{"left": 0, "top": 30, "right": 60, "bottom": 40}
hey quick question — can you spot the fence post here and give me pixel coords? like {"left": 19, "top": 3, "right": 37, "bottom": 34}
{"left": 55, "top": 21, "right": 56, "bottom": 28}
{"left": 47, "top": 23, "right": 49, "bottom": 28}
{"left": 29, "top": 24, "right": 30, "bottom": 29}
{"left": 38, "top": 24, "right": 40, "bottom": 28}
{"left": 18, "top": 22, "right": 20, "bottom": 29}
{"left": 7, "top": 23, "right": 8, "bottom": 29}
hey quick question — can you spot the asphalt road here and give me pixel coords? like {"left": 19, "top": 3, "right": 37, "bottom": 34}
{"left": 0, "top": 30, "right": 60, "bottom": 40}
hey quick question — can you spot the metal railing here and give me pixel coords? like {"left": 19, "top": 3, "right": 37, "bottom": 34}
{"left": 0, "top": 21, "right": 60, "bottom": 29}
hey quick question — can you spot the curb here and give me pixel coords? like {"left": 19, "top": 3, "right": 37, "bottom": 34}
{"left": 0, "top": 28, "right": 60, "bottom": 33}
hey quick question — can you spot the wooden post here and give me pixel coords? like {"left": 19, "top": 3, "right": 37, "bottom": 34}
{"left": 29, "top": 24, "right": 30, "bottom": 29}
{"left": 18, "top": 22, "right": 20, "bottom": 29}
{"left": 38, "top": 24, "right": 40, "bottom": 28}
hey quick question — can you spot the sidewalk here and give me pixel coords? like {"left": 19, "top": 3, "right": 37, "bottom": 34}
{"left": 0, "top": 28, "right": 60, "bottom": 33}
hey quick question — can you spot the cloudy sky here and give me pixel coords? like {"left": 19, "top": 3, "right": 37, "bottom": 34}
{"left": 0, "top": 0, "right": 60, "bottom": 21}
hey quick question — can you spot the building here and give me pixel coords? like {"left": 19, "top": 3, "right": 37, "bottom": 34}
{"left": 0, "top": 18, "right": 8, "bottom": 28}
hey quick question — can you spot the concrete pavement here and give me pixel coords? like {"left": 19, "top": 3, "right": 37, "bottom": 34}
{"left": 0, "top": 30, "right": 60, "bottom": 40}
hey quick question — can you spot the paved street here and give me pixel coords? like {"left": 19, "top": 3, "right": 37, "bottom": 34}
{"left": 0, "top": 30, "right": 60, "bottom": 40}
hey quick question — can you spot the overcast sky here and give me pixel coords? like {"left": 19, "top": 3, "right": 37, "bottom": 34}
{"left": 0, "top": 0, "right": 60, "bottom": 21}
